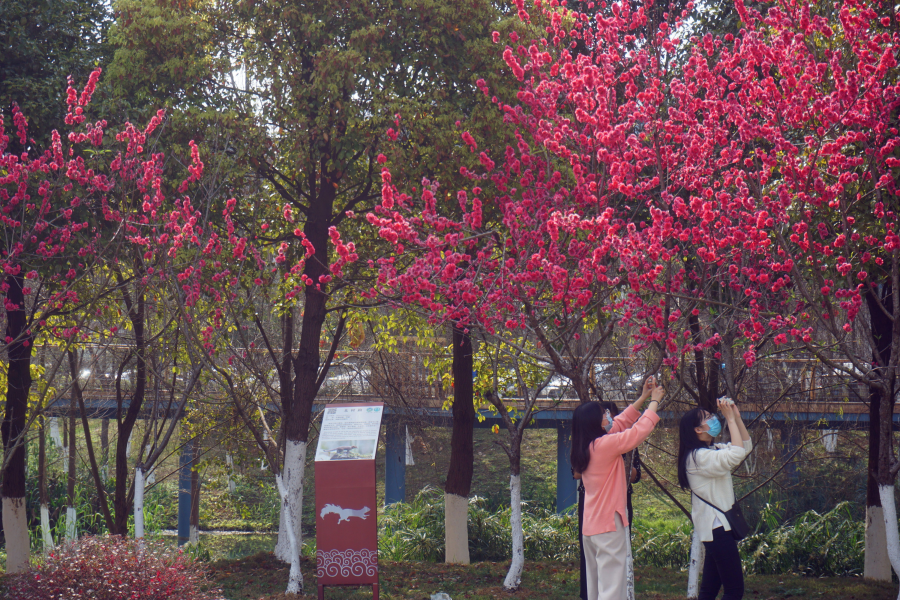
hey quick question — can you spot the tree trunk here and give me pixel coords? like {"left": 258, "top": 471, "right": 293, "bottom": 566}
{"left": 113, "top": 290, "right": 147, "bottom": 535}
{"left": 503, "top": 437, "right": 524, "bottom": 591}
{"left": 445, "top": 326, "right": 475, "bottom": 564}
{"left": 878, "top": 484, "right": 900, "bottom": 600}
{"left": 275, "top": 473, "right": 303, "bottom": 595}
{"left": 134, "top": 466, "right": 145, "bottom": 539}
{"left": 866, "top": 388, "right": 891, "bottom": 580}
{"left": 190, "top": 456, "right": 200, "bottom": 545}
{"left": 865, "top": 286, "right": 895, "bottom": 580}
{"left": 50, "top": 416, "right": 62, "bottom": 447}
{"left": 100, "top": 418, "right": 109, "bottom": 482}
{"left": 275, "top": 440, "right": 307, "bottom": 563}
{"left": 625, "top": 525, "right": 635, "bottom": 600}
{"left": 276, "top": 183, "right": 339, "bottom": 569}
{"left": 623, "top": 450, "right": 635, "bottom": 600}
{"left": 39, "top": 416, "right": 53, "bottom": 553}
{"left": 687, "top": 528, "right": 705, "bottom": 599}
{"left": 66, "top": 357, "right": 78, "bottom": 543}
{"left": 2, "top": 273, "right": 33, "bottom": 572}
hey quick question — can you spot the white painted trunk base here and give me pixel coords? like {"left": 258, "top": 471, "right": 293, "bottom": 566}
{"left": 405, "top": 426, "right": 415, "bottom": 466}
{"left": 144, "top": 445, "right": 156, "bottom": 484}
{"left": 226, "top": 453, "right": 236, "bottom": 494}
{"left": 275, "top": 473, "right": 303, "bottom": 594}
{"left": 503, "top": 474, "right": 524, "bottom": 591}
{"left": 877, "top": 484, "right": 900, "bottom": 600}
{"left": 444, "top": 493, "right": 470, "bottom": 564}
{"left": 65, "top": 506, "right": 77, "bottom": 542}
{"left": 625, "top": 526, "right": 635, "bottom": 600}
{"left": 275, "top": 441, "right": 306, "bottom": 563}
{"left": 134, "top": 467, "right": 145, "bottom": 539}
{"left": 190, "top": 525, "right": 199, "bottom": 545}
{"left": 687, "top": 528, "right": 705, "bottom": 599}
{"left": 40, "top": 503, "right": 54, "bottom": 553}
{"left": 3, "top": 497, "right": 30, "bottom": 573}
{"left": 865, "top": 505, "right": 892, "bottom": 581}
{"left": 822, "top": 430, "right": 838, "bottom": 453}
{"left": 50, "top": 417, "right": 62, "bottom": 447}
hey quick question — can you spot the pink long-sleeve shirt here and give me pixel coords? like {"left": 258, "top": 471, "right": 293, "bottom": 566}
{"left": 581, "top": 405, "right": 660, "bottom": 536}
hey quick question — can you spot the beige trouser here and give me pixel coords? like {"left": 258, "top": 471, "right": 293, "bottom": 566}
{"left": 583, "top": 512, "right": 628, "bottom": 600}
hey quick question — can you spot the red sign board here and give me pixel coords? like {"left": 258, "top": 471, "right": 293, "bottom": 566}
{"left": 315, "top": 403, "right": 383, "bottom": 599}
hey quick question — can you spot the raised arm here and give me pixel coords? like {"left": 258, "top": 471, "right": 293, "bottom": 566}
{"left": 631, "top": 375, "right": 657, "bottom": 411}
{"left": 607, "top": 385, "right": 664, "bottom": 454}
{"left": 720, "top": 397, "right": 742, "bottom": 447}
{"left": 730, "top": 402, "right": 751, "bottom": 444}
{"left": 609, "top": 376, "right": 658, "bottom": 433}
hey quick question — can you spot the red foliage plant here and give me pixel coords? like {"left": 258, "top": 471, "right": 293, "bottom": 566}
{"left": 5, "top": 535, "right": 221, "bottom": 600}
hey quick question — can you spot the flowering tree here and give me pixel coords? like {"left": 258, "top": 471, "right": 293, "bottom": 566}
{"left": 610, "top": 0, "right": 900, "bottom": 590}
{"left": 0, "top": 69, "right": 240, "bottom": 568}
{"left": 371, "top": 0, "right": 898, "bottom": 593}
{"left": 1, "top": 71, "right": 116, "bottom": 570}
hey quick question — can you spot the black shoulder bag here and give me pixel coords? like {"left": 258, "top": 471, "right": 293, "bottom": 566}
{"left": 692, "top": 492, "right": 750, "bottom": 541}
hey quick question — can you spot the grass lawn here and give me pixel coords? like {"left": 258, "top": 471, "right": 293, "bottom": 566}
{"left": 210, "top": 553, "right": 895, "bottom": 600}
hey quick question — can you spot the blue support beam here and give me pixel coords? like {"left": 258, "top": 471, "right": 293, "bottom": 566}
{"left": 556, "top": 419, "right": 577, "bottom": 514}
{"left": 385, "top": 422, "right": 406, "bottom": 505}
{"left": 177, "top": 439, "right": 194, "bottom": 546}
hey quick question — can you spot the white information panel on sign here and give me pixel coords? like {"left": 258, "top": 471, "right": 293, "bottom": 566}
{"left": 315, "top": 404, "right": 384, "bottom": 461}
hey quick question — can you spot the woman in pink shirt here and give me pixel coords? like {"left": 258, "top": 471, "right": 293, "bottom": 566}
{"left": 571, "top": 378, "right": 664, "bottom": 600}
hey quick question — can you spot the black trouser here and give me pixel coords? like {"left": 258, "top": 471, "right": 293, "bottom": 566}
{"left": 578, "top": 482, "right": 588, "bottom": 600}
{"left": 699, "top": 527, "right": 744, "bottom": 600}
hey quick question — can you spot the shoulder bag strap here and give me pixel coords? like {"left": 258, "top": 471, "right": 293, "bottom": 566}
{"left": 691, "top": 490, "right": 726, "bottom": 514}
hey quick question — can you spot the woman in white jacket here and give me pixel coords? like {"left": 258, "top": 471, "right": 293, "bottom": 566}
{"left": 678, "top": 398, "right": 752, "bottom": 600}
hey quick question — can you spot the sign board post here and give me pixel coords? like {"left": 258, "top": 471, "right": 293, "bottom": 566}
{"left": 315, "top": 403, "right": 383, "bottom": 599}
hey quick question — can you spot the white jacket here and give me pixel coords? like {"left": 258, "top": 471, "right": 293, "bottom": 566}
{"left": 686, "top": 438, "right": 753, "bottom": 542}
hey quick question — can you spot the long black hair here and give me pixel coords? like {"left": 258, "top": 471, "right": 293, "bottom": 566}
{"left": 571, "top": 402, "right": 606, "bottom": 473}
{"left": 677, "top": 408, "right": 710, "bottom": 490}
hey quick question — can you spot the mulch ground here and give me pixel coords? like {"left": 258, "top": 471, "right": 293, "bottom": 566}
{"left": 209, "top": 552, "right": 896, "bottom": 599}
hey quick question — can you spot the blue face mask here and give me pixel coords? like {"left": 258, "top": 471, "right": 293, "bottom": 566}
{"left": 603, "top": 410, "right": 614, "bottom": 433}
{"left": 705, "top": 415, "right": 722, "bottom": 438}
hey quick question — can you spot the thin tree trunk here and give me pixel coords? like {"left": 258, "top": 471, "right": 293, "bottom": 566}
{"left": 445, "top": 326, "right": 475, "bottom": 564}
{"left": 2, "top": 273, "right": 33, "bottom": 572}
{"left": 687, "top": 528, "right": 705, "bottom": 599}
{"left": 113, "top": 288, "right": 147, "bottom": 535}
{"left": 504, "top": 470, "right": 525, "bottom": 591}
{"left": 39, "top": 415, "right": 53, "bottom": 553}
{"left": 878, "top": 484, "right": 900, "bottom": 600}
{"left": 100, "top": 418, "right": 109, "bottom": 482}
{"left": 66, "top": 354, "right": 78, "bottom": 542}
{"left": 503, "top": 437, "right": 524, "bottom": 591}
{"left": 625, "top": 525, "right": 635, "bottom": 600}
{"left": 134, "top": 466, "right": 145, "bottom": 539}
{"left": 190, "top": 443, "right": 200, "bottom": 545}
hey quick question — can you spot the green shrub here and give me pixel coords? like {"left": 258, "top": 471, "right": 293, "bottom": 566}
{"left": 741, "top": 501, "right": 863, "bottom": 576}
{"left": 378, "top": 488, "right": 864, "bottom": 577}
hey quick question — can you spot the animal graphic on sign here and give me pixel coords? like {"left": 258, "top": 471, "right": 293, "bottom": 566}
{"left": 320, "top": 503, "right": 371, "bottom": 524}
